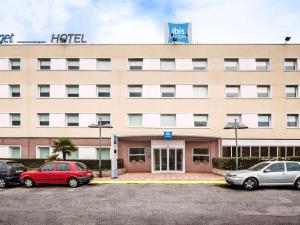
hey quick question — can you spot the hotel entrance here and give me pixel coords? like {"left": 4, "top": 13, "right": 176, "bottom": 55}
{"left": 151, "top": 140, "right": 185, "bottom": 173}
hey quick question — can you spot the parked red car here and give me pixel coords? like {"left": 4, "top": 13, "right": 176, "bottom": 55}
{"left": 20, "top": 161, "right": 93, "bottom": 188}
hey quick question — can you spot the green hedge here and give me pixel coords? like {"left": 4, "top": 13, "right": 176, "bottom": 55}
{"left": 0, "top": 158, "right": 124, "bottom": 170}
{"left": 212, "top": 157, "right": 300, "bottom": 170}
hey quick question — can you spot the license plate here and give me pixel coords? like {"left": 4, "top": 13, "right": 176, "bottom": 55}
{"left": 16, "top": 170, "right": 23, "bottom": 173}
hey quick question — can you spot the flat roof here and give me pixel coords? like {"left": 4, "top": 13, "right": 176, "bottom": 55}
{"left": 118, "top": 135, "right": 220, "bottom": 142}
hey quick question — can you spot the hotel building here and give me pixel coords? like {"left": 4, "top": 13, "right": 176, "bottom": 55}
{"left": 0, "top": 44, "right": 299, "bottom": 172}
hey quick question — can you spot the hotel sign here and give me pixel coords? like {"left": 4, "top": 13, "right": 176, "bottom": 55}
{"left": 0, "top": 33, "right": 14, "bottom": 44}
{"left": 164, "top": 22, "right": 192, "bottom": 44}
{"left": 164, "top": 131, "right": 173, "bottom": 140}
{"left": 51, "top": 33, "right": 87, "bottom": 43}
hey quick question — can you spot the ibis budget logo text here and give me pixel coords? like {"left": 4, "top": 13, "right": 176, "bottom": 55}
{"left": 168, "top": 23, "right": 189, "bottom": 43}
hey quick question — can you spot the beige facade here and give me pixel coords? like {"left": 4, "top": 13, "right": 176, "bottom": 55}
{"left": 0, "top": 44, "right": 300, "bottom": 171}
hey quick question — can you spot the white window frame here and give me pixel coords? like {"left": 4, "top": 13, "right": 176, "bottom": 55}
{"left": 226, "top": 114, "right": 241, "bottom": 126}
{"left": 9, "top": 58, "right": 20, "bottom": 70}
{"left": 284, "top": 58, "right": 297, "bottom": 71}
{"left": 258, "top": 114, "right": 271, "bottom": 128}
{"left": 38, "top": 113, "right": 50, "bottom": 126}
{"left": 66, "top": 85, "right": 79, "bottom": 98}
{"left": 287, "top": 114, "right": 299, "bottom": 128}
{"left": 160, "top": 58, "right": 175, "bottom": 70}
{"left": 255, "top": 58, "right": 269, "bottom": 71}
{"left": 38, "top": 84, "right": 50, "bottom": 97}
{"left": 192, "top": 58, "right": 208, "bottom": 71}
{"left": 285, "top": 85, "right": 298, "bottom": 98}
{"left": 97, "top": 58, "right": 111, "bottom": 71}
{"left": 128, "top": 114, "right": 143, "bottom": 127}
{"left": 192, "top": 148, "right": 210, "bottom": 163}
{"left": 9, "top": 146, "right": 21, "bottom": 158}
{"left": 128, "top": 85, "right": 143, "bottom": 97}
{"left": 67, "top": 58, "right": 80, "bottom": 70}
{"left": 160, "top": 114, "right": 176, "bottom": 128}
{"left": 257, "top": 85, "right": 270, "bottom": 98}
{"left": 38, "top": 58, "right": 51, "bottom": 70}
{"left": 128, "top": 147, "right": 146, "bottom": 163}
{"left": 36, "top": 146, "right": 51, "bottom": 159}
{"left": 224, "top": 58, "right": 239, "bottom": 71}
{"left": 10, "top": 113, "right": 21, "bottom": 127}
{"left": 66, "top": 113, "right": 79, "bottom": 127}
{"left": 160, "top": 85, "right": 176, "bottom": 98}
{"left": 9, "top": 84, "right": 20, "bottom": 97}
{"left": 97, "top": 85, "right": 110, "bottom": 98}
{"left": 193, "top": 85, "right": 208, "bottom": 98}
{"left": 193, "top": 114, "right": 208, "bottom": 128}
{"left": 128, "top": 58, "right": 143, "bottom": 70}
{"left": 97, "top": 113, "right": 111, "bottom": 125}
{"left": 225, "top": 85, "right": 240, "bottom": 98}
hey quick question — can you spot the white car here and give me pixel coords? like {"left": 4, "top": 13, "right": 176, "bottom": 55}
{"left": 225, "top": 161, "right": 300, "bottom": 190}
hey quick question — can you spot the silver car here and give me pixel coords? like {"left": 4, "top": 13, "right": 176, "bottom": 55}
{"left": 225, "top": 161, "right": 300, "bottom": 190}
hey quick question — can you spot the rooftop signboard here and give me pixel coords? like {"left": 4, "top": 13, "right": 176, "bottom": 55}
{"left": 164, "top": 22, "right": 192, "bottom": 44}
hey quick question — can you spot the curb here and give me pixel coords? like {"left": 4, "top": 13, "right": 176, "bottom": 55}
{"left": 90, "top": 180, "right": 227, "bottom": 184}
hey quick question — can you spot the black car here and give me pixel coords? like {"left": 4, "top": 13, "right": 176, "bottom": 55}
{"left": 0, "top": 160, "right": 27, "bottom": 188}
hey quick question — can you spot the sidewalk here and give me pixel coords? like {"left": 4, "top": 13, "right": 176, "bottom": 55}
{"left": 90, "top": 172, "right": 226, "bottom": 184}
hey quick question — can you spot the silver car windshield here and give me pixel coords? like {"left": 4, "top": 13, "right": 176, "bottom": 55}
{"left": 248, "top": 162, "right": 270, "bottom": 171}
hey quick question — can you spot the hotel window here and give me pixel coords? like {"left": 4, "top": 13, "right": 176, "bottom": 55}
{"left": 129, "top": 148, "right": 145, "bottom": 163}
{"left": 66, "top": 114, "right": 79, "bottom": 127}
{"left": 10, "top": 113, "right": 21, "bottom": 126}
{"left": 38, "top": 85, "right": 50, "bottom": 97}
{"left": 37, "top": 147, "right": 50, "bottom": 159}
{"left": 128, "top": 114, "right": 142, "bottom": 127}
{"left": 128, "top": 58, "right": 143, "bottom": 70}
{"left": 257, "top": 85, "right": 270, "bottom": 98}
{"left": 194, "top": 114, "right": 208, "bottom": 127}
{"left": 97, "top": 58, "right": 111, "bottom": 70}
{"left": 9, "top": 58, "right": 20, "bottom": 70}
{"left": 287, "top": 114, "right": 298, "bottom": 127}
{"left": 161, "top": 114, "right": 176, "bottom": 127}
{"left": 9, "top": 85, "right": 20, "bottom": 97}
{"left": 96, "top": 148, "right": 110, "bottom": 160}
{"left": 161, "top": 85, "right": 175, "bottom": 97}
{"left": 284, "top": 58, "right": 297, "bottom": 71}
{"left": 226, "top": 85, "right": 240, "bottom": 98}
{"left": 256, "top": 58, "right": 269, "bottom": 71}
{"left": 97, "top": 85, "right": 110, "bottom": 97}
{"left": 258, "top": 114, "right": 271, "bottom": 127}
{"left": 192, "top": 58, "right": 207, "bottom": 71}
{"left": 38, "top": 113, "right": 49, "bottom": 126}
{"left": 226, "top": 114, "right": 241, "bottom": 126}
{"left": 10, "top": 146, "right": 21, "bottom": 158}
{"left": 67, "top": 150, "right": 79, "bottom": 160}
{"left": 67, "top": 58, "right": 80, "bottom": 70}
{"left": 224, "top": 58, "right": 238, "bottom": 71}
{"left": 193, "top": 148, "right": 209, "bottom": 163}
{"left": 286, "top": 85, "right": 298, "bottom": 98}
{"left": 66, "top": 85, "right": 79, "bottom": 97}
{"left": 97, "top": 113, "right": 111, "bottom": 125}
{"left": 128, "top": 85, "right": 142, "bottom": 97}
{"left": 38, "top": 58, "right": 51, "bottom": 70}
{"left": 193, "top": 85, "right": 208, "bottom": 98}
{"left": 160, "top": 58, "right": 175, "bottom": 70}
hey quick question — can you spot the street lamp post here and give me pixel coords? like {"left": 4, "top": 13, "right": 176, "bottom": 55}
{"left": 224, "top": 118, "right": 248, "bottom": 171}
{"left": 89, "top": 119, "right": 113, "bottom": 178}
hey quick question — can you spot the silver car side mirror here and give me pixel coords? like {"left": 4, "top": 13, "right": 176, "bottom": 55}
{"left": 264, "top": 169, "right": 271, "bottom": 173}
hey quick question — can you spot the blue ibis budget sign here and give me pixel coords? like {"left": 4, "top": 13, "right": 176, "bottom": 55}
{"left": 165, "top": 22, "right": 192, "bottom": 44}
{"left": 164, "top": 131, "right": 172, "bottom": 140}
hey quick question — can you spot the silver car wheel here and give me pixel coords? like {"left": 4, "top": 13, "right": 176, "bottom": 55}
{"left": 297, "top": 180, "right": 300, "bottom": 189}
{"left": 24, "top": 178, "right": 33, "bottom": 188}
{"left": 244, "top": 178, "right": 257, "bottom": 190}
{"left": 68, "top": 178, "right": 79, "bottom": 188}
{"left": 0, "top": 178, "right": 6, "bottom": 188}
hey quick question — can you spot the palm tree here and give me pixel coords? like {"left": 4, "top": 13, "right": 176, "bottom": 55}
{"left": 52, "top": 138, "right": 78, "bottom": 160}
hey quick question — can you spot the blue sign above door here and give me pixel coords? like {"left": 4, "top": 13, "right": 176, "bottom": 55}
{"left": 164, "top": 131, "right": 172, "bottom": 140}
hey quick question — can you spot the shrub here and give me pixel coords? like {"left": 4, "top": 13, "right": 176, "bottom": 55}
{"left": 0, "top": 158, "right": 124, "bottom": 170}
{"left": 212, "top": 157, "right": 300, "bottom": 170}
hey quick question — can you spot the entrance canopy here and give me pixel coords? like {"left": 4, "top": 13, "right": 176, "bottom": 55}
{"left": 118, "top": 135, "right": 220, "bottom": 142}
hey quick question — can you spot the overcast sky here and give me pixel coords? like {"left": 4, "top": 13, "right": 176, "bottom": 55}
{"left": 1, "top": 0, "right": 299, "bottom": 44}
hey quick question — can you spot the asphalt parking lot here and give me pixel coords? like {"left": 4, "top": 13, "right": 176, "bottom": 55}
{"left": 0, "top": 184, "right": 299, "bottom": 225}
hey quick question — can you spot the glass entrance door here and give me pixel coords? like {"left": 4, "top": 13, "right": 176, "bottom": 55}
{"left": 153, "top": 148, "right": 184, "bottom": 172}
